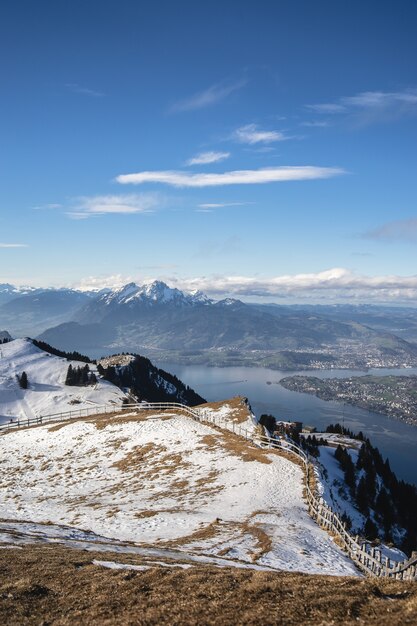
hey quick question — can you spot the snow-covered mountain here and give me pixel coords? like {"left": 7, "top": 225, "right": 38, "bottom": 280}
{"left": 0, "top": 283, "right": 39, "bottom": 307}
{"left": 0, "top": 337, "right": 205, "bottom": 424}
{"left": 80, "top": 280, "right": 213, "bottom": 316}
{"left": 0, "top": 338, "right": 127, "bottom": 424}
{"left": 37, "top": 281, "right": 417, "bottom": 367}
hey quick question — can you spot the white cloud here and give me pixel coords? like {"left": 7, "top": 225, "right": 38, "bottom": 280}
{"left": 32, "top": 203, "right": 62, "bottom": 211}
{"left": 343, "top": 90, "right": 417, "bottom": 108}
{"left": 65, "top": 83, "right": 104, "bottom": 97}
{"left": 364, "top": 217, "right": 417, "bottom": 242}
{"left": 73, "top": 274, "right": 134, "bottom": 292}
{"left": 0, "top": 243, "right": 28, "bottom": 248}
{"left": 116, "top": 166, "right": 345, "bottom": 188}
{"left": 233, "top": 123, "right": 288, "bottom": 144}
{"left": 306, "top": 89, "right": 417, "bottom": 122}
{"left": 305, "top": 103, "right": 347, "bottom": 114}
{"left": 168, "top": 268, "right": 417, "bottom": 302}
{"left": 171, "top": 79, "right": 246, "bottom": 112}
{"left": 66, "top": 194, "right": 160, "bottom": 219}
{"left": 72, "top": 268, "right": 417, "bottom": 302}
{"left": 186, "top": 151, "right": 230, "bottom": 166}
{"left": 198, "top": 202, "right": 250, "bottom": 208}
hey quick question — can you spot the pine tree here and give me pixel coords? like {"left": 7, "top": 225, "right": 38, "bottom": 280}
{"left": 65, "top": 364, "right": 74, "bottom": 385}
{"left": 356, "top": 476, "right": 369, "bottom": 514}
{"left": 18, "top": 371, "right": 28, "bottom": 389}
{"left": 81, "top": 364, "right": 90, "bottom": 385}
{"left": 364, "top": 517, "right": 378, "bottom": 540}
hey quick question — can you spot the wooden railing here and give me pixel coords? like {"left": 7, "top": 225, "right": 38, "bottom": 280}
{"left": 1, "top": 401, "right": 416, "bottom": 580}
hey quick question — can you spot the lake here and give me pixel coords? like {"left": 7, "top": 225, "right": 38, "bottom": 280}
{"left": 161, "top": 363, "right": 417, "bottom": 487}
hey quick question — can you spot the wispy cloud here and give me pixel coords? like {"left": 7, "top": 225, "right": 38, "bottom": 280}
{"left": 232, "top": 123, "right": 288, "bottom": 144}
{"left": 306, "top": 103, "right": 346, "bottom": 114}
{"left": 186, "top": 151, "right": 230, "bottom": 166}
{"left": 198, "top": 202, "right": 250, "bottom": 209}
{"left": 65, "top": 83, "right": 105, "bottom": 97}
{"left": 171, "top": 78, "right": 246, "bottom": 112}
{"left": 116, "top": 166, "right": 345, "bottom": 188}
{"left": 0, "top": 243, "right": 28, "bottom": 248}
{"left": 363, "top": 217, "right": 417, "bottom": 242}
{"left": 306, "top": 88, "right": 417, "bottom": 123}
{"left": 168, "top": 268, "right": 417, "bottom": 302}
{"left": 66, "top": 194, "right": 160, "bottom": 219}
{"left": 32, "top": 203, "right": 62, "bottom": 211}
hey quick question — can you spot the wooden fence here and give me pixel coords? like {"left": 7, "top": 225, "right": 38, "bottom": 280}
{"left": 1, "top": 401, "right": 416, "bottom": 580}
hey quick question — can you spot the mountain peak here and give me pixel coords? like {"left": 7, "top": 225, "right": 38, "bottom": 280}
{"left": 115, "top": 282, "right": 139, "bottom": 294}
{"left": 216, "top": 297, "right": 245, "bottom": 308}
{"left": 142, "top": 280, "right": 179, "bottom": 302}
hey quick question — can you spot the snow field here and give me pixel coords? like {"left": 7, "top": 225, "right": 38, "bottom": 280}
{"left": 0, "top": 338, "right": 127, "bottom": 424}
{"left": 0, "top": 410, "right": 359, "bottom": 576}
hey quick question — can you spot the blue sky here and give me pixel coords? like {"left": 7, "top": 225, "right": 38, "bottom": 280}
{"left": 1, "top": 0, "right": 417, "bottom": 302}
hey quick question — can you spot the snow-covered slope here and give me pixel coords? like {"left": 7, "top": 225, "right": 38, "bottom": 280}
{"left": 0, "top": 338, "right": 127, "bottom": 424}
{"left": 0, "top": 409, "right": 358, "bottom": 576}
{"left": 96, "top": 280, "right": 213, "bottom": 309}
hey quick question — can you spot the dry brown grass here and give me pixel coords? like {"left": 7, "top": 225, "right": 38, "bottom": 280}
{"left": 161, "top": 518, "right": 224, "bottom": 547}
{"left": 199, "top": 430, "right": 273, "bottom": 465}
{"left": 134, "top": 510, "right": 159, "bottom": 519}
{"left": 197, "top": 396, "right": 253, "bottom": 424}
{"left": 112, "top": 442, "right": 160, "bottom": 472}
{"left": 1, "top": 543, "right": 416, "bottom": 625}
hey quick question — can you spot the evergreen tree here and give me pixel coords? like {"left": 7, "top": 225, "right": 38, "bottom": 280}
{"left": 365, "top": 463, "right": 377, "bottom": 506}
{"left": 65, "top": 364, "right": 74, "bottom": 385}
{"left": 259, "top": 414, "right": 276, "bottom": 432}
{"left": 81, "top": 364, "right": 90, "bottom": 385}
{"left": 18, "top": 371, "right": 28, "bottom": 389}
{"left": 364, "top": 517, "right": 378, "bottom": 540}
{"left": 356, "top": 476, "right": 369, "bottom": 514}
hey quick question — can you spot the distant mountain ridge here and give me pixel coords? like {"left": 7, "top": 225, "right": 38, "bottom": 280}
{"left": 35, "top": 281, "right": 417, "bottom": 369}
{"left": 78, "top": 280, "right": 213, "bottom": 323}
{"left": 2, "top": 280, "right": 417, "bottom": 369}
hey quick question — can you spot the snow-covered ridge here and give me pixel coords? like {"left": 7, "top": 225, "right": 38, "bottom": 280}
{"left": 0, "top": 338, "right": 127, "bottom": 424}
{"left": 97, "top": 280, "right": 215, "bottom": 308}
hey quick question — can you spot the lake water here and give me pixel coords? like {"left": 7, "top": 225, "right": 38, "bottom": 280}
{"left": 161, "top": 363, "right": 417, "bottom": 487}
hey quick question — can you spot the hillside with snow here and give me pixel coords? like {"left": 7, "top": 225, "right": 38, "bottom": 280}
{"left": 0, "top": 338, "right": 127, "bottom": 424}
{"left": 0, "top": 406, "right": 358, "bottom": 576}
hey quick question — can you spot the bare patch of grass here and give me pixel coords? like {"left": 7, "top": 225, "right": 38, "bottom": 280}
{"left": 135, "top": 510, "right": 158, "bottom": 519}
{"left": 162, "top": 519, "right": 224, "bottom": 547}
{"left": 112, "top": 442, "right": 161, "bottom": 472}
{"left": 240, "top": 520, "right": 273, "bottom": 561}
{"left": 197, "top": 396, "right": 253, "bottom": 425}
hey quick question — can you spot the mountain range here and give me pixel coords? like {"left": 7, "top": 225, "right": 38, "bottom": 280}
{"left": 2, "top": 281, "right": 417, "bottom": 369}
